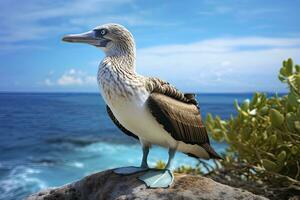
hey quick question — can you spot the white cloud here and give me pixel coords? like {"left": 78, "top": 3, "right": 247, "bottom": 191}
{"left": 43, "top": 69, "right": 96, "bottom": 87}
{"left": 0, "top": 0, "right": 133, "bottom": 44}
{"left": 0, "top": 0, "right": 185, "bottom": 50}
{"left": 57, "top": 69, "right": 96, "bottom": 86}
{"left": 197, "top": 1, "right": 281, "bottom": 19}
{"left": 0, "top": 0, "right": 174, "bottom": 48}
{"left": 43, "top": 78, "right": 54, "bottom": 86}
{"left": 40, "top": 37, "right": 300, "bottom": 92}
{"left": 136, "top": 37, "right": 300, "bottom": 92}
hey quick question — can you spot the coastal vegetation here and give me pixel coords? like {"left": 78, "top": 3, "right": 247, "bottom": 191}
{"left": 206, "top": 58, "right": 300, "bottom": 198}
{"left": 156, "top": 58, "right": 300, "bottom": 199}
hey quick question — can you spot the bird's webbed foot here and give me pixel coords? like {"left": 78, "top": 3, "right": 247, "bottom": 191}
{"left": 113, "top": 166, "right": 148, "bottom": 175}
{"left": 138, "top": 169, "right": 174, "bottom": 188}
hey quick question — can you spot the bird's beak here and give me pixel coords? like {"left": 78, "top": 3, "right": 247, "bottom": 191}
{"left": 62, "top": 30, "right": 110, "bottom": 47}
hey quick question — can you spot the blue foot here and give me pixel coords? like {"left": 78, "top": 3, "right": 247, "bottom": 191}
{"left": 113, "top": 166, "right": 148, "bottom": 175}
{"left": 138, "top": 169, "right": 174, "bottom": 188}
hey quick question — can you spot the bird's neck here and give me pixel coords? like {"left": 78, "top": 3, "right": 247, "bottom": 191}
{"left": 104, "top": 42, "right": 136, "bottom": 73}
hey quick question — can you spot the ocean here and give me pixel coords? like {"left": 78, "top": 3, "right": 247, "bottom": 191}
{"left": 0, "top": 92, "right": 253, "bottom": 200}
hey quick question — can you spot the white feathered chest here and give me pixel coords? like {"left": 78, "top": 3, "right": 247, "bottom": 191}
{"left": 97, "top": 60, "right": 149, "bottom": 113}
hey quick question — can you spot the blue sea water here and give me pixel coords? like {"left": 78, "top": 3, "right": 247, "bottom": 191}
{"left": 0, "top": 92, "right": 253, "bottom": 200}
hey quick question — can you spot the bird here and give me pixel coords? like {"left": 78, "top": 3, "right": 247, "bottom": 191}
{"left": 62, "top": 23, "right": 221, "bottom": 188}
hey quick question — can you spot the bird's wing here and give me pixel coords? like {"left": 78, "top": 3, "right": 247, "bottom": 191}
{"left": 145, "top": 77, "right": 198, "bottom": 105}
{"left": 106, "top": 105, "right": 139, "bottom": 140}
{"left": 145, "top": 77, "right": 220, "bottom": 159}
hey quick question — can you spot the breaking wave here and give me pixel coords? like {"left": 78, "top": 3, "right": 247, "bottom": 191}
{"left": 0, "top": 166, "right": 47, "bottom": 200}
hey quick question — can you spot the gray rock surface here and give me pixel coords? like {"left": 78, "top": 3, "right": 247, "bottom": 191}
{"left": 26, "top": 169, "right": 268, "bottom": 200}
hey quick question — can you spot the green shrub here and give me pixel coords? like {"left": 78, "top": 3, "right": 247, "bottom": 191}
{"left": 154, "top": 161, "right": 204, "bottom": 175}
{"left": 155, "top": 160, "right": 166, "bottom": 169}
{"left": 206, "top": 58, "right": 300, "bottom": 190}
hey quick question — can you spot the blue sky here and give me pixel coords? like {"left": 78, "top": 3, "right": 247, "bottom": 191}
{"left": 0, "top": 0, "right": 300, "bottom": 93}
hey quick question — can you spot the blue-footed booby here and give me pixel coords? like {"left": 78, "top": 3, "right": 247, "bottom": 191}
{"left": 62, "top": 23, "right": 221, "bottom": 188}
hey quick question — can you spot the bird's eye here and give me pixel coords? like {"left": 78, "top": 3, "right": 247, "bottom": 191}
{"left": 101, "top": 29, "right": 106, "bottom": 35}
{"left": 94, "top": 29, "right": 107, "bottom": 38}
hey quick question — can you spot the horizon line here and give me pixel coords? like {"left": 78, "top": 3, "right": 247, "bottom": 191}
{"left": 0, "top": 90, "right": 288, "bottom": 94}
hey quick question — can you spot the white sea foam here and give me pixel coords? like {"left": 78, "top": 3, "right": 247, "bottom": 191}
{"left": 0, "top": 166, "right": 47, "bottom": 200}
{"left": 70, "top": 162, "right": 84, "bottom": 168}
{"left": 75, "top": 141, "right": 211, "bottom": 174}
{"left": 80, "top": 142, "right": 139, "bottom": 154}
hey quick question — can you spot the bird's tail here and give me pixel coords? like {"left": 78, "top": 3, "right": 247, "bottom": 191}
{"left": 177, "top": 141, "right": 211, "bottom": 159}
{"left": 177, "top": 141, "right": 222, "bottom": 160}
{"left": 201, "top": 143, "right": 222, "bottom": 159}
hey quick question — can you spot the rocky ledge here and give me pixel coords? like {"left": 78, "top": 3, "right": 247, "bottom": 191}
{"left": 26, "top": 169, "right": 268, "bottom": 200}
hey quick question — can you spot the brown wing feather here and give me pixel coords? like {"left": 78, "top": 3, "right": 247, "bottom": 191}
{"left": 106, "top": 106, "right": 139, "bottom": 140}
{"left": 145, "top": 77, "right": 198, "bottom": 105}
{"left": 147, "top": 93, "right": 208, "bottom": 145}
{"left": 147, "top": 93, "right": 221, "bottom": 159}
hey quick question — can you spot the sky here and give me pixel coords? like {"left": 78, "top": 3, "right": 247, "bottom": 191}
{"left": 0, "top": 0, "right": 300, "bottom": 93}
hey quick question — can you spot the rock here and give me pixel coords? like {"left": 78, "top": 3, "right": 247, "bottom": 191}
{"left": 26, "top": 169, "right": 268, "bottom": 200}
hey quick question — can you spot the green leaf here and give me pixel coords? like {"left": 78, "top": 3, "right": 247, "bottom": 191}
{"left": 287, "top": 92, "right": 298, "bottom": 107}
{"left": 280, "top": 67, "right": 287, "bottom": 77}
{"left": 241, "top": 111, "right": 248, "bottom": 117}
{"left": 269, "top": 135, "right": 277, "bottom": 146}
{"left": 260, "top": 106, "right": 269, "bottom": 115}
{"left": 241, "top": 126, "right": 252, "bottom": 141}
{"left": 262, "top": 131, "right": 268, "bottom": 140}
{"left": 294, "top": 74, "right": 300, "bottom": 84}
{"left": 234, "top": 99, "right": 241, "bottom": 111}
{"left": 294, "top": 121, "right": 300, "bottom": 131}
{"left": 286, "top": 58, "right": 293, "bottom": 76}
{"left": 252, "top": 93, "right": 259, "bottom": 105}
{"left": 262, "top": 159, "right": 279, "bottom": 172}
{"left": 291, "top": 146, "right": 299, "bottom": 155}
{"left": 278, "top": 74, "right": 286, "bottom": 82}
{"left": 241, "top": 99, "right": 250, "bottom": 111}
{"left": 283, "top": 60, "right": 287, "bottom": 67}
{"left": 286, "top": 113, "right": 297, "bottom": 130}
{"left": 215, "top": 116, "right": 223, "bottom": 128}
{"left": 211, "top": 128, "right": 224, "bottom": 141}
{"left": 295, "top": 65, "right": 300, "bottom": 73}
{"left": 206, "top": 113, "right": 213, "bottom": 124}
{"left": 297, "top": 107, "right": 300, "bottom": 118}
{"left": 277, "top": 151, "right": 286, "bottom": 164}
{"left": 287, "top": 58, "right": 293, "bottom": 67}
{"left": 269, "top": 109, "right": 284, "bottom": 128}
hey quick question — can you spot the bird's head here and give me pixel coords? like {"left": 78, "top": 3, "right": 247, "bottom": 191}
{"left": 62, "top": 23, "right": 135, "bottom": 56}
